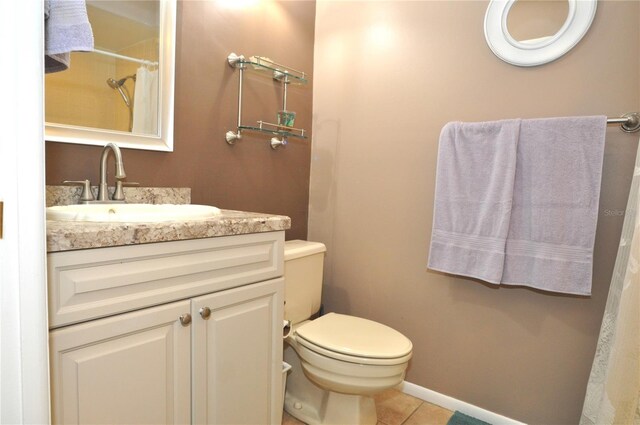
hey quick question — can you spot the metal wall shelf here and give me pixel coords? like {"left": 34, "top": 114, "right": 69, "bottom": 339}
{"left": 225, "top": 53, "right": 309, "bottom": 149}
{"left": 232, "top": 55, "right": 307, "bottom": 85}
{"left": 240, "top": 122, "right": 307, "bottom": 139}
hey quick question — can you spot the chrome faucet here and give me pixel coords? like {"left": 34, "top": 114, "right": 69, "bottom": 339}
{"left": 97, "top": 143, "right": 126, "bottom": 202}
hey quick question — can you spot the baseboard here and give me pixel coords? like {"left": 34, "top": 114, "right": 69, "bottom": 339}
{"left": 400, "top": 381, "right": 527, "bottom": 425}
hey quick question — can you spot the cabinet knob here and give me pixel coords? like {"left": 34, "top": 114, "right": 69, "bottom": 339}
{"left": 179, "top": 314, "right": 192, "bottom": 326}
{"left": 199, "top": 307, "right": 211, "bottom": 320}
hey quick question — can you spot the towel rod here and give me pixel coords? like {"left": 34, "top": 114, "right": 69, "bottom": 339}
{"left": 92, "top": 48, "right": 158, "bottom": 67}
{"left": 607, "top": 112, "right": 639, "bottom": 133}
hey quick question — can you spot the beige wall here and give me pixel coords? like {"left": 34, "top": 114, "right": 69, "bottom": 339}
{"left": 46, "top": 1, "right": 316, "bottom": 240}
{"left": 309, "top": 2, "right": 639, "bottom": 424}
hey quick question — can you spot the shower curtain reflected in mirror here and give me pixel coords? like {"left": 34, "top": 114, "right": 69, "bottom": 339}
{"left": 132, "top": 65, "right": 158, "bottom": 135}
{"left": 581, "top": 142, "right": 640, "bottom": 424}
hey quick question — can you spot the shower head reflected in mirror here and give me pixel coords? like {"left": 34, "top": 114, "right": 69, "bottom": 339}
{"left": 107, "top": 75, "right": 136, "bottom": 88}
{"left": 107, "top": 75, "right": 136, "bottom": 107}
{"left": 107, "top": 74, "right": 136, "bottom": 131}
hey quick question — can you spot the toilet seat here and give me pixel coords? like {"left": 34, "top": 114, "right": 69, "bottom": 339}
{"left": 295, "top": 313, "right": 413, "bottom": 366}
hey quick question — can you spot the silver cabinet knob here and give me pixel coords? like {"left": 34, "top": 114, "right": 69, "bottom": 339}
{"left": 199, "top": 307, "right": 211, "bottom": 320}
{"left": 179, "top": 314, "right": 192, "bottom": 326}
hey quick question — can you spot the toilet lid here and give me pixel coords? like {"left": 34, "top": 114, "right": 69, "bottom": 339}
{"left": 295, "top": 313, "right": 413, "bottom": 359}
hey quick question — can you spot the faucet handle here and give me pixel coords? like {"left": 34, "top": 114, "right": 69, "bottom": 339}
{"left": 63, "top": 180, "right": 95, "bottom": 203}
{"left": 113, "top": 181, "right": 140, "bottom": 201}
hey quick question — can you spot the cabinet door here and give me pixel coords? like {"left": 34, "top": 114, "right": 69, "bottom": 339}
{"left": 192, "top": 278, "right": 284, "bottom": 425}
{"left": 49, "top": 300, "right": 192, "bottom": 425}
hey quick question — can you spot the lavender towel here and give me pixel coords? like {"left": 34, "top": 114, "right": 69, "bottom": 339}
{"left": 502, "top": 116, "right": 606, "bottom": 295}
{"left": 428, "top": 116, "right": 607, "bottom": 295}
{"left": 428, "top": 119, "right": 521, "bottom": 284}
{"left": 44, "top": 0, "right": 94, "bottom": 73}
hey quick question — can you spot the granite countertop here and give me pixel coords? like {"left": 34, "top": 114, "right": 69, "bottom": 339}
{"left": 45, "top": 186, "right": 291, "bottom": 252}
{"left": 46, "top": 209, "right": 291, "bottom": 252}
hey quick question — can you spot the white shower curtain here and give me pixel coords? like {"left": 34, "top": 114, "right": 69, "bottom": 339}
{"left": 581, "top": 142, "right": 640, "bottom": 425}
{"left": 132, "top": 65, "right": 158, "bottom": 135}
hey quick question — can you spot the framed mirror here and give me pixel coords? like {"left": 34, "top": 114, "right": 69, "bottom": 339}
{"left": 484, "top": 0, "right": 597, "bottom": 67}
{"left": 45, "top": 0, "right": 176, "bottom": 151}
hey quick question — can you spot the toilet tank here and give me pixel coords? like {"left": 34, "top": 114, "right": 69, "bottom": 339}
{"left": 284, "top": 240, "right": 326, "bottom": 325}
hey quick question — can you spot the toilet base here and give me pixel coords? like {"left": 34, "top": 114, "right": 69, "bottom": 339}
{"left": 284, "top": 345, "right": 377, "bottom": 425}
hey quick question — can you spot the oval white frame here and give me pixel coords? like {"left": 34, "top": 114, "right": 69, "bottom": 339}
{"left": 484, "top": 0, "right": 597, "bottom": 67}
{"left": 45, "top": 0, "right": 176, "bottom": 151}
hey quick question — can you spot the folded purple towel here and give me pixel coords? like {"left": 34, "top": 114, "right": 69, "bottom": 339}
{"left": 502, "top": 116, "right": 606, "bottom": 295}
{"left": 428, "top": 119, "right": 521, "bottom": 284}
{"left": 428, "top": 116, "right": 607, "bottom": 295}
{"left": 44, "top": 0, "right": 94, "bottom": 73}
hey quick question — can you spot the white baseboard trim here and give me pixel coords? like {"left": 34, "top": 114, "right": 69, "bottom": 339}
{"left": 400, "top": 381, "right": 527, "bottom": 425}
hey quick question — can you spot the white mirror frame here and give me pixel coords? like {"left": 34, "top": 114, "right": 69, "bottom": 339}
{"left": 45, "top": 0, "right": 176, "bottom": 151}
{"left": 484, "top": 0, "right": 597, "bottom": 67}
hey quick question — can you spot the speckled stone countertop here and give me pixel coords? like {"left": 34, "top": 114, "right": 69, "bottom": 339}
{"left": 46, "top": 186, "right": 291, "bottom": 253}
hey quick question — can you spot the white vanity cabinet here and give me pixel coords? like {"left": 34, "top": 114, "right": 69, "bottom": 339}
{"left": 48, "top": 231, "right": 284, "bottom": 425}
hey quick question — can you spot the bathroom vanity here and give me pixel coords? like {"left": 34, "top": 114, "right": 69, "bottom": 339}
{"left": 46, "top": 191, "right": 290, "bottom": 424}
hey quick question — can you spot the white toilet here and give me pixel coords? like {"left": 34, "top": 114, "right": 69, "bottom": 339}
{"left": 283, "top": 240, "right": 413, "bottom": 425}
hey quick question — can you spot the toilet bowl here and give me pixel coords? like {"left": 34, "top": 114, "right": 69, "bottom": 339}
{"left": 283, "top": 240, "right": 413, "bottom": 425}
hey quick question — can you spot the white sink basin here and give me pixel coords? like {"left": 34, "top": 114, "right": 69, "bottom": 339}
{"left": 47, "top": 204, "right": 221, "bottom": 223}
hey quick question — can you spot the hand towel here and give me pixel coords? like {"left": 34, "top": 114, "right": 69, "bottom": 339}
{"left": 428, "top": 119, "right": 521, "bottom": 284}
{"left": 501, "top": 116, "right": 607, "bottom": 295}
{"left": 44, "top": 0, "right": 94, "bottom": 73}
{"left": 132, "top": 66, "right": 159, "bottom": 135}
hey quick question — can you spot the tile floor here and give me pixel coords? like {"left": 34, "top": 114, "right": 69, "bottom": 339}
{"left": 282, "top": 388, "right": 454, "bottom": 425}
